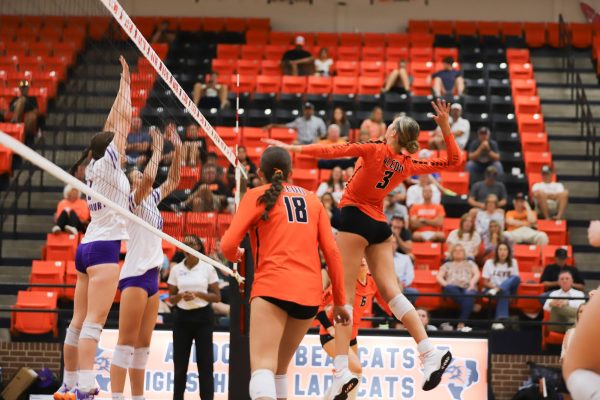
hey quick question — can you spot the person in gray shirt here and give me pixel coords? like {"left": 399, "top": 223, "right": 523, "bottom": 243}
{"left": 468, "top": 166, "right": 508, "bottom": 209}
{"left": 264, "top": 102, "right": 326, "bottom": 144}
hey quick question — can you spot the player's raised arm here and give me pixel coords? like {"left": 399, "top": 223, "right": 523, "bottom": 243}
{"left": 104, "top": 56, "right": 132, "bottom": 159}
{"left": 263, "top": 138, "right": 379, "bottom": 160}
{"left": 159, "top": 129, "right": 183, "bottom": 198}
{"left": 133, "top": 127, "right": 163, "bottom": 206}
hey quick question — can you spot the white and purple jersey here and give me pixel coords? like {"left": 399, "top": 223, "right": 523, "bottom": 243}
{"left": 120, "top": 187, "right": 164, "bottom": 280}
{"left": 81, "top": 141, "right": 130, "bottom": 244}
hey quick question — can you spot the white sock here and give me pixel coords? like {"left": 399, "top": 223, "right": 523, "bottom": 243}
{"left": 334, "top": 355, "right": 349, "bottom": 373}
{"left": 112, "top": 394, "right": 124, "bottom": 400}
{"left": 417, "top": 338, "right": 434, "bottom": 356}
{"left": 567, "top": 369, "right": 600, "bottom": 400}
{"left": 63, "top": 369, "right": 77, "bottom": 388}
{"left": 78, "top": 370, "right": 96, "bottom": 392}
{"left": 132, "top": 397, "right": 145, "bottom": 400}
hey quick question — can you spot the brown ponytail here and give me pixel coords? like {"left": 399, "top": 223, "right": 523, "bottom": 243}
{"left": 257, "top": 147, "right": 292, "bottom": 220}
{"left": 69, "top": 147, "right": 91, "bottom": 176}
{"left": 394, "top": 116, "right": 420, "bottom": 154}
{"left": 69, "top": 131, "right": 115, "bottom": 176}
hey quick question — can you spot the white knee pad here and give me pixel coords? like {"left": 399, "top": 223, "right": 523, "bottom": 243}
{"left": 79, "top": 322, "right": 103, "bottom": 342}
{"left": 388, "top": 294, "right": 415, "bottom": 321}
{"left": 275, "top": 374, "right": 287, "bottom": 399}
{"left": 64, "top": 327, "right": 81, "bottom": 347}
{"left": 131, "top": 347, "right": 150, "bottom": 370}
{"left": 249, "top": 369, "right": 276, "bottom": 400}
{"left": 567, "top": 369, "right": 600, "bottom": 400}
{"left": 111, "top": 345, "right": 134, "bottom": 369}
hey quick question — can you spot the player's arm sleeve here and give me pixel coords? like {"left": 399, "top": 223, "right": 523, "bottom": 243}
{"left": 220, "top": 190, "right": 261, "bottom": 262}
{"left": 317, "top": 204, "right": 346, "bottom": 306}
{"left": 316, "top": 311, "right": 333, "bottom": 329}
{"left": 301, "top": 141, "right": 379, "bottom": 160}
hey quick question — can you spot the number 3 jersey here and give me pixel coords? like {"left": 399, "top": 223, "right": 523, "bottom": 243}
{"left": 220, "top": 183, "right": 345, "bottom": 307}
{"left": 301, "top": 135, "right": 461, "bottom": 222}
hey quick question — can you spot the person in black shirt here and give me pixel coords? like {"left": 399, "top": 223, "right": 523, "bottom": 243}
{"left": 281, "top": 36, "right": 314, "bottom": 76}
{"left": 183, "top": 164, "right": 231, "bottom": 212}
{"left": 10, "top": 80, "right": 38, "bottom": 146}
{"left": 182, "top": 123, "right": 208, "bottom": 167}
{"left": 390, "top": 214, "right": 413, "bottom": 256}
{"left": 432, "top": 57, "right": 464, "bottom": 97}
{"left": 541, "top": 248, "right": 585, "bottom": 292}
{"left": 227, "top": 145, "right": 257, "bottom": 190}
{"left": 467, "top": 127, "right": 504, "bottom": 178}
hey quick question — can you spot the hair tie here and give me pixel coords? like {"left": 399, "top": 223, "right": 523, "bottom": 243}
{"left": 273, "top": 168, "right": 283, "bottom": 175}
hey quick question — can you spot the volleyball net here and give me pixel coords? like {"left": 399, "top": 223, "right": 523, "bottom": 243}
{"left": 0, "top": 0, "right": 250, "bottom": 282}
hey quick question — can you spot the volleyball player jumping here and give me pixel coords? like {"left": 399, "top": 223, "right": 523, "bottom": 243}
{"left": 221, "top": 147, "right": 356, "bottom": 400}
{"left": 54, "top": 56, "right": 132, "bottom": 400}
{"left": 109, "top": 126, "right": 182, "bottom": 400}
{"left": 265, "top": 99, "right": 458, "bottom": 393}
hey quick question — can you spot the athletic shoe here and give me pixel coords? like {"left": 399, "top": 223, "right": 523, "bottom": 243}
{"left": 487, "top": 288, "right": 499, "bottom": 296}
{"left": 74, "top": 387, "right": 99, "bottom": 400}
{"left": 421, "top": 349, "right": 453, "bottom": 391}
{"left": 51, "top": 225, "right": 61, "bottom": 234}
{"left": 327, "top": 368, "right": 359, "bottom": 400}
{"left": 492, "top": 322, "right": 505, "bottom": 330}
{"left": 64, "top": 225, "right": 78, "bottom": 235}
{"left": 53, "top": 383, "right": 75, "bottom": 400}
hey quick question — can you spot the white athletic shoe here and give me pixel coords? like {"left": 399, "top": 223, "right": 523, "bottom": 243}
{"left": 421, "top": 349, "right": 453, "bottom": 391}
{"left": 492, "top": 322, "right": 505, "bottom": 330}
{"left": 51, "top": 225, "right": 61, "bottom": 234}
{"left": 327, "top": 368, "right": 358, "bottom": 400}
{"left": 64, "top": 225, "right": 78, "bottom": 235}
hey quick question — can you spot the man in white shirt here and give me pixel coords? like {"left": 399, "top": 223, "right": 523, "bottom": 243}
{"left": 406, "top": 174, "right": 442, "bottom": 208}
{"left": 532, "top": 165, "right": 569, "bottom": 221}
{"left": 543, "top": 270, "right": 586, "bottom": 333}
{"left": 428, "top": 103, "right": 471, "bottom": 150}
{"left": 392, "top": 234, "right": 418, "bottom": 303}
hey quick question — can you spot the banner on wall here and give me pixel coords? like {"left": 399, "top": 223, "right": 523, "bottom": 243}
{"left": 94, "top": 330, "right": 487, "bottom": 400}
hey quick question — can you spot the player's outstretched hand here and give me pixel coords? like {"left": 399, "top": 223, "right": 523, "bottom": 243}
{"left": 333, "top": 305, "right": 352, "bottom": 326}
{"left": 167, "top": 127, "right": 183, "bottom": 150}
{"left": 262, "top": 138, "right": 290, "bottom": 149}
{"left": 119, "top": 55, "right": 130, "bottom": 84}
{"left": 431, "top": 98, "right": 451, "bottom": 126}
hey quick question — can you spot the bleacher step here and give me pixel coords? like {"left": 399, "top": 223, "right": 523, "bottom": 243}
{"left": 565, "top": 202, "right": 600, "bottom": 221}
{"left": 531, "top": 55, "right": 593, "bottom": 69}
{"left": 0, "top": 295, "right": 17, "bottom": 319}
{"left": 0, "top": 239, "right": 42, "bottom": 262}
{"left": 535, "top": 71, "right": 598, "bottom": 85}
{"left": 545, "top": 121, "right": 585, "bottom": 136}
{"left": 539, "top": 87, "right": 600, "bottom": 101}
{"left": 549, "top": 140, "right": 590, "bottom": 156}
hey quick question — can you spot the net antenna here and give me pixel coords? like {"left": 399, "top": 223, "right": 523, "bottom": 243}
{"left": 0, "top": 132, "right": 244, "bottom": 284}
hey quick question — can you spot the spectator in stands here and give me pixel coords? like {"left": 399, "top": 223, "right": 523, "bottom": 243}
{"left": 467, "top": 127, "right": 503, "bottom": 178}
{"left": 382, "top": 59, "right": 410, "bottom": 95}
{"left": 392, "top": 234, "right": 418, "bottom": 302}
{"left": 390, "top": 181, "right": 407, "bottom": 204}
{"left": 314, "top": 47, "right": 333, "bottom": 77}
{"left": 431, "top": 56, "right": 465, "bottom": 98}
{"left": 264, "top": 102, "right": 326, "bottom": 144}
{"left": 52, "top": 184, "right": 89, "bottom": 235}
{"left": 125, "top": 117, "right": 151, "bottom": 168}
{"left": 406, "top": 174, "right": 442, "bottom": 208}
{"left": 319, "top": 124, "right": 347, "bottom": 145}
{"left": 360, "top": 106, "right": 387, "bottom": 140}
{"left": 409, "top": 186, "right": 446, "bottom": 242}
{"left": 541, "top": 248, "right": 586, "bottom": 293}
{"left": 384, "top": 194, "right": 408, "bottom": 224}
{"left": 182, "top": 123, "right": 208, "bottom": 167}
{"left": 532, "top": 165, "right": 569, "bottom": 221}
{"left": 437, "top": 244, "right": 480, "bottom": 332}
{"left": 416, "top": 308, "right": 438, "bottom": 331}
{"left": 327, "top": 107, "right": 351, "bottom": 138}
{"left": 316, "top": 124, "right": 356, "bottom": 170}
{"left": 150, "top": 20, "right": 175, "bottom": 44}
{"left": 10, "top": 80, "right": 38, "bottom": 146}
{"left": 192, "top": 72, "right": 229, "bottom": 110}
{"left": 320, "top": 192, "right": 341, "bottom": 231}
{"left": 281, "top": 36, "right": 314, "bottom": 76}
{"left": 561, "top": 303, "right": 585, "bottom": 361}
{"left": 227, "top": 145, "right": 257, "bottom": 191}
{"left": 390, "top": 214, "right": 413, "bottom": 257}
{"left": 316, "top": 166, "right": 345, "bottom": 203}
{"left": 184, "top": 164, "right": 230, "bottom": 212}
{"left": 544, "top": 270, "right": 586, "bottom": 333}
{"left": 358, "top": 129, "right": 370, "bottom": 143}
{"left": 160, "top": 121, "right": 176, "bottom": 166}
{"left": 446, "top": 213, "right": 481, "bottom": 260}
{"left": 475, "top": 194, "right": 505, "bottom": 237}
{"left": 482, "top": 219, "right": 512, "bottom": 261}
{"left": 468, "top": 166, "right": 508, "bottom": 209}
{"left": 482, "top": 243, "right": 521, "bottom": 330}
{"left": 429, "top": 103, "right": 471, "bottom": 150}
{"left": 503, "top": 192, "right": 549, "bottom": 246}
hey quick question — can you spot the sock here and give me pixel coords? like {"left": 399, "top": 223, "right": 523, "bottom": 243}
{"left": 112, "top": 394, "right": 124, "bottom": 400}
{"left": 334, "top": 355, "right": 348, "bottom": 373}
{"left": 63, "top": 369, "right": 77, "bottom": 388}
{"left": 78, "top": 370, "right": 96, "bottom": 392}
{"left": 132, "top": 397, "right": 145, "bottom": 400}
{"left": 417, "top": 338, "right": 434, "bottom": 356}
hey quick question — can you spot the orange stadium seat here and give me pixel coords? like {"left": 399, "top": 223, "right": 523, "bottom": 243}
{"left": 246, "top": 18, "right": 270, "bottom": 31}
{"left": 514, "top": 96, "right": 541, "bottom": 115}
{"left": 542, "top": 245, "right": 573, "bottom": 266}
{"left": 256, "top": 75, "right": 281, "bottom": 93}
{"left": 430, "top": 21, "right": 454, "bottom": 36}
{"left": 246, "top": 146, "right": 266, "bottom": 165}
{"left": 294, "top": 153, "right": 318, "bottom": 169}
{"left": 235, "top": 75, "right": 257, "bottom": 92}
{"left": 332, "top": 77, "right": 358, "bottom": 95}
{"left": 409, "top": 47, "right": 433, "bottom": 63}
{"left": 11, "top": 291, "right": 58, "bottom": 337}
{"left": 361, "top": 46, "right": 385, "bottom": 62}
{"left": 412, "top": 242, "right": 443, "bottom": 270}
{"left": 386, "top": 33, "right": 409, "bottom": 47}
{"left": 442, "top": 218, "right": 460, "bottom": 237}
{"left": 506, "top": 48, "right": 531, "bottom": 64}
{"left": 411, "top": 77, "right": 432, "bottom": 96}
{"left": 363, "top": 33, "right": 386, "bottom": 46}
{"left": 337, "top": 46, "right": 360, "bottom": 61}
{"left": 246, "top": 30, "right": 269, "bottom": 45}
{"left": 569, "top": 23, "right": 592, "bottom": 48}
{"left": 224, "top": 17, "right": 247, "bottom": 32}
{"left": 518, "top": 114, "right": 545, "bottom": 134}
{"left": 269, "top": 32, "right": 294, "bottom": 46}
{"left": 511, "top": 79, "right": 537, "bottom": 97}
{"left": 45, "top": 233, "right": 78, "bottom": 263}
{"left": 63, "top": 261, "right": 77, "bottom": 300}
{"left": 521, "top": 133, "right": 549, "bottom": 153}
{"left": 260, "top": 59, "right": 282, "bottom": 76}
{"left": 478, "top": 21, "right": 501, "bottom": 37}
{"left": 515, "top": 274, "right": 544, "bottom": 315}
{"left": 0, "top": 123, "right": 24, "bottom": 142}
{"left": 360, "top": 61, "right": 385, "bottom": 78}
{"left": 270, "top": 127, "right": 297, "bottom": 144}
{"left": 385, "top": 47, "right": 409, "bottom": 62}
{"left": 162, "top": 240, "right": 177, "bottom": 261}
{"left": 202, "top": 17, "right": 226, "bottom": 32}
{"left": 433, "top": 48, "right": 458, "bottom": 63}
{"left": 408, "top": 32, "right": 434, "bottom": 47}
{"left": 217, "top": 44, "right": 240, "bottom": 60}
{"left": 315, "top": 32, "right": 338, "bottom": 47}
{"left": 412, "top": 270, "right": 442, "bottom": 310}
{"left": 236, "top": 59, "right": 261, "bottom": 76}
{"left": 409, "top": 61, "right": 434, "bottom": 78}
{"left": 509, "top": 63, "right": 534, "bottom": 80}
{"left": 161, "top": 212, "right": 185, "bottom": 238}
{"left": 292, "top": 168, "right": 319, "bottom": 191}
{"left": 501, "top": 22, "right": 523, "bottom": 37}
{"left": 178, "top": 167, "right": 202, "bottom": 190}
{"left": 241, "top": 45, "right": 264, "bottom": 60}
{"left": 524, "top": 23, "right": 547, "bottom": 48}
{"left": 264, "top": 45, "right": 287, "bottom": 61}
{"left": 546, "top": 22, "right": 562, "bottom": 48}
{"left": 215, "top": 127, "right": 240, "bottom": 147}
{"left": 186, "top": 212, "right": 218, "bottom": 237}
{"left": 513, "top": 244, "right": 542, "bottom": 272}
{"left": 334, "top": 61, "right": 359, "bottom": 77}
{"left": 358, "top": 77, "right": 383, "bottom": 95}
{"left": 524, "top": 151, "right": 552, "bottom": 173}
{"left": 339, "top": 33, "right": 362, "bottom": 47}
{"left": 542, "top": 310, "right": 565, "bottom": 350}
{"left": 242, "top": 127, "right": 268, "bottom": 148}
{"left": 455, "top": 21, "right": 477, "bottom": 37}
{"left": 537, "top": 220, "right": 568, "bottom": 246}
{"left": 30, "top": 260, "right": 66, "bottom": 296}
{"left": 408, "top": 20, "right": 430, "bottom": 33}
{"left": 211, "top": 59, "right": 236, "bottom": 76}
{"left": 217, "top": 213, "right": 234, "bottom": 237}
{"left": 440, "top": 171, "right": 470, "bottom": 195}
{"left": 281, "top": 76, "right": 307, "bottom": 94}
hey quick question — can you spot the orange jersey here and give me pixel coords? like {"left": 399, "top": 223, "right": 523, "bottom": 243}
{"left": 221, "top": 184, "right": 345, "bottom": 307}
{"left": 409, "top": 203, "right": 446, "bottom": 232}
{"left": 301, "top": 134, "right": 461, "bottom": 222}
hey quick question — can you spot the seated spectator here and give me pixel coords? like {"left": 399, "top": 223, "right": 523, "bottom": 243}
{"left": 532, "top": 165, "right": 569, "bottom": 221}
{"left": 409, "top": 186, "right": 446, "bottom": 242}
{"left": 437, "top": 244, "right": 480, "bottom": 332}
{"left": 184, "top": 164, "right": 231, "bottom": 212}
{"left": 314, "top": 47, "right": 333, "bottom": 77}
{"left": 541, "top": 248, "right": 586, "bottom": 293}
{"left": 182, "top": 123, "right": 208, "bottom": 167}
{"left": 390, "top": 214, "right": 413, "bottom": 257}
{"left": 327, "top": 107, "right": 351, "bottom": 138}
{"left": 52, "top": 185, "right": 90, "bottom": 235}
{"left": 316, "top": 124, "right": 356, "bottom": 170}
{"left": 384, "top": 194, "right": 408, "bottom": 224}
{"left": 432, "top": 56, "right": 464, "bottom": 98}
{"left": 561, "top": 303, "right": 585, "bottom": 361}
{"left": 265, "top": 102, "right": 326, "bottom": 144}
{"left": 482, "top": 219, "right": 512, "bottom": 261}
{"left": 543, "top": 270, "right": 586, "bottom": 333}
{"left": 429, "top": 103, "right": 471, "bottom": 150}
{"left": 360, "top": 106, "right": 386, "bottom": 140}
{"left": 125, "top": 117, "right": 151, "bottom": 168}
{"left": 227, "top": 145, "right": 257, "bottom": 190}
{"left": 10, "top": 80, "right": 38, "bottom": 146}
{"left": 316, "top": 166, "right": 345, "bottom": 203}
{"left": 406, "top": 174, "right": 442, "bottom": 208}
{"left": 467, "top": 127, "right": 503, "bottom": 178}
{"left": 446, "top": 213, "right": 482, "bottom": 260}
{"left": 416, "top": 308, "right": 438, "bottom": 331}
{"left": 357, "top": 129, "right": 371, "bottom": 142}
{"left": 150, "top": 20, "right": 175, "bottom": 44}
{"left": 382, "top": 59, "right": 410, "bottom": 95}
{"left": 468, "top": 166, "right": 508, "bottom": 210}
{"left": 392, "top": 234, "right": 418, "bottom": 303}
{"left": 160, "top": 121, "right": 176, "bottom": 166}
{"left": 390, "top": 181, "right": 407, "bottom": 204}
{"left": 503, "top": 192, "right": 549, "bottom": 246}
{"left": 281, "top": 36, "right": 314, "bottom": 76}
{"left": 319, "top": 124, "right": 348, "bottom": 145}
{"left": 475, "top": 194, "right": 505, "bottom": 237}
{"left": 192, "top": 72, "right": 229, "bottom": 110}
{"left": 320, "top": 193, "right": 341, "bottom": 231}
{"left": 482, "top": 243, "right": 521, "bottom": 330}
